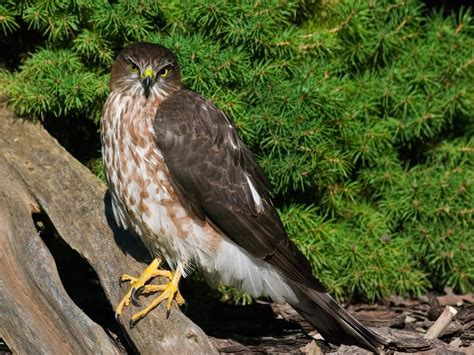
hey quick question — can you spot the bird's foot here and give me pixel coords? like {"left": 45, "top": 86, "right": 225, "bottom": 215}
{"left": 115, "top": 258, "right": 184, "bottom": 324}
{"left": 129, "top": 274, "right": 185, "bottom": 327}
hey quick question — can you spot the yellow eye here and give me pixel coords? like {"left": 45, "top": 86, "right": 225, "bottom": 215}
{"left": 128, "top": 63, "right": 139, "bottom": 73}
{"left": 159, "top": 68, "right": 169, "bottom": 78}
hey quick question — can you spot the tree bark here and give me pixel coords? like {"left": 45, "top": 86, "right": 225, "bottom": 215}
{"left": 0, "top": 107, "right": 217, "bottom": 354}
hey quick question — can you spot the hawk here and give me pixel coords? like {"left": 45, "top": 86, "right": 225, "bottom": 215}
{"left": 101, "top": 42, "right": 388, "bottom": 352}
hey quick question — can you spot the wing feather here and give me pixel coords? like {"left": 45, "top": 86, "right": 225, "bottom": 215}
{"left": 154, "top": 89, "right": 323, "bottom": 291}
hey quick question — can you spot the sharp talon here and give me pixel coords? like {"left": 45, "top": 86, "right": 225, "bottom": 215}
{"left": 114, "top": 259, "right": 185, "bottom": 324}
{"left": 131, "top": 286, "right": 144, "bottom": 306}
{"left": 183, "top": 301, "right": 189, "bottom": 314}
{"left": 131, "top": 295, "right": 141, "bottom": 307}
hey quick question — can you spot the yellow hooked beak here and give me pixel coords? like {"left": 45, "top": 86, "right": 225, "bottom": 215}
{"left": 141, "top": 68, "right": 155, "bottom": 97}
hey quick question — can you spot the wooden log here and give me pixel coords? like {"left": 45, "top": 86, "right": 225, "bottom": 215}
{"left": 0, "top": 161, "right": 120, "bottom": 354}
{"left": 0, "top": 107, "right": 217, "bottom": 354}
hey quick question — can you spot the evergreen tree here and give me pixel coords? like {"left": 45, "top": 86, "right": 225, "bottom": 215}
{"left": 1, "top": 0, "right": 472, "bottom": 302}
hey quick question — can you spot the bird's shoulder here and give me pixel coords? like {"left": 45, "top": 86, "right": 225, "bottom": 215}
{"left": 154, "top": 88, "right": 270, "bottom": 190}
{"left": 155, "top": 89, "right": 237, "bottom": 145}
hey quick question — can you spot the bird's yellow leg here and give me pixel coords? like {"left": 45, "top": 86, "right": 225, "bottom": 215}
{"left": 130, "top": 268, "right": 184, "bottom": 327}
{"left": 115, "top": 258, "right": 174, "bottom": 319}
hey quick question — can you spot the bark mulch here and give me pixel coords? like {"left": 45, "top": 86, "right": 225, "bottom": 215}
{"left": 187, "top": 290, "right": 473, "bottom": 354}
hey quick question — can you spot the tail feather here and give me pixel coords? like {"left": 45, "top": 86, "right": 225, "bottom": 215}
{"left": 288, "top": 281, "right": 388, "bottom": 353}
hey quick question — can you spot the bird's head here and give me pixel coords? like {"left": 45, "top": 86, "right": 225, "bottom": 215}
{"left": 110, "top": 42, "right": 182, "bottom": 99}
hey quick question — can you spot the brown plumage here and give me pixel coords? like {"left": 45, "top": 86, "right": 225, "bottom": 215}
{"left": 101, "top": 42, "right": 390, "bottom": 352}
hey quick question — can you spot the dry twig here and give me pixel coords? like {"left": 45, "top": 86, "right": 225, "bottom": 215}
{"left": 424, "top": 306, "right": 458, "bottom": 340}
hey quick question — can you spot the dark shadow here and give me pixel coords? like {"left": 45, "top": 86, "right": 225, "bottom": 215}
{"left": 184, "top": 296, "right": 322, "bottom": 353}
{"left": 42, "top": 115, "right": 101, "bottom": 165}
{"left": 423, "top": 0, "right": 473, "bottom": 13}
{"left": 103, "top": 190, "right": 151, "bottom": 264}
{"left": 0, "top": 338, "right": 12, "bottom": 354}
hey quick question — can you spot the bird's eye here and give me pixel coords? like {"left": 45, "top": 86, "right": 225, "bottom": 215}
{"left": 159, "top": 67, "right": 169, "bottom": 78}
{"left": 128, "top": 63, "right": 139, "bottom": 73}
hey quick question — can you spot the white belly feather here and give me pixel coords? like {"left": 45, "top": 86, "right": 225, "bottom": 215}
{"left": 208, "top": 238, "right": 297, "bottom": 304}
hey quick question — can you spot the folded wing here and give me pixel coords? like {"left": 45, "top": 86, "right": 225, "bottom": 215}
{"left": 153, "top": 89, "right": 323, "bottom": 291}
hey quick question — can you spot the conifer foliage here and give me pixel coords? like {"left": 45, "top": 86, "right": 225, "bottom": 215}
{"left": 1, "top": 0, "right": 473, "bottom": 301}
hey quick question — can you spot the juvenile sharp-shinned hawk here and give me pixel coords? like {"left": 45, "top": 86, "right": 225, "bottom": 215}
{"left": 101, "top": 42, "right": 388, "bottom": 352}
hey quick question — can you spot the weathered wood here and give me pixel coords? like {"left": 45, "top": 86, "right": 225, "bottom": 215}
{"left": 0, "top": 107, "right": 217, "bottom": 354}
{"left": 0, "top": 161, "right": 120, "bottom": 354}
{"left": 424, "top": 306, "right": 458, "bottom": 340}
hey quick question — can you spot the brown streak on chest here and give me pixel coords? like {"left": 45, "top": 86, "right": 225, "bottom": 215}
{"left": 128, "top": 116, "right": 140, "bottom": 144}
{"left": 111, "top": 96, "right": 188, "bottom": 237}
{"left": 129, "top": 147, "right": 141, "bottom": 167}
{"left": 102, "top": 92, "right": 226, "bottom": 263}
{"left": 140, "top": 189, "right": 149, "bottom": 200}
{"left": 139, "top": 199, "right": 150, "bottom": 217}
{"left": 203, "top": 223, "right": 222, "bottom": 252}
{"left": 160, "top": 197, "right": 187, "bottom": 239}
{"left": 121, "top": 157, "right": 128, "bottom": 175}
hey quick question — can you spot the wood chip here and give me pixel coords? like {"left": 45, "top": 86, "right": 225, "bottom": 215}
{"left": 424, "top": 306, "right": 458, "bottom": 340}
{"left": 300, "top": 340, "right": 323, "bottom": 355}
